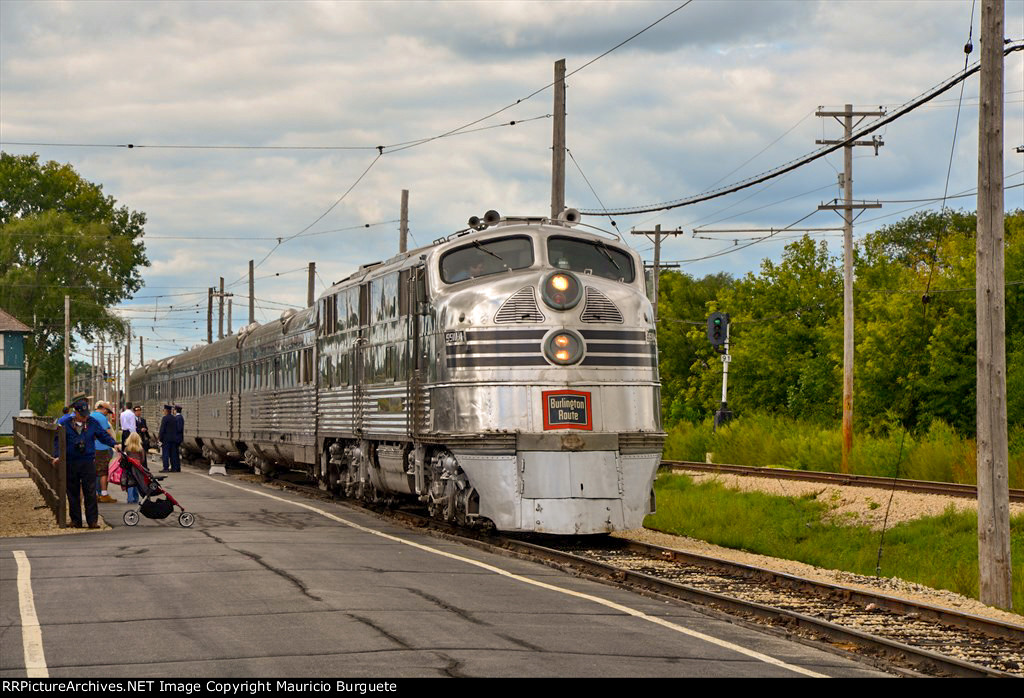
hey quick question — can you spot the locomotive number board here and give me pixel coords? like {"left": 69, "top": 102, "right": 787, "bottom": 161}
{"left": 542, "top": 390, "right": 593, "bottom": 431}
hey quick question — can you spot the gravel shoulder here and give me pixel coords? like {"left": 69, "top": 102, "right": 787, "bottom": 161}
{"left": 615, "top": 469, "right": 1023, "bottom": 627}
{"left": 0, "top": 446, "right": 107, "bottom": 535}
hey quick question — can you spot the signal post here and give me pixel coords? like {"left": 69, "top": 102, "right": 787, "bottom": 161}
{"left": 707, "top": 312, "right": 731, "bottom": 429}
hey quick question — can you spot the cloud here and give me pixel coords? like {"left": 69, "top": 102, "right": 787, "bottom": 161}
{"left": 2, "top": 0, "right": 1022, "bottom": 358}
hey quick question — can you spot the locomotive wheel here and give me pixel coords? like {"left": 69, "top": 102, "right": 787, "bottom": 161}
{"left": 327, "top": 463, "right": 342, "bottom": 494}
{"left": 178, "top": 512, "right": 195, "bottom": 528}
{"left": 123, "top": 510, "right": 140, "bottom": 526}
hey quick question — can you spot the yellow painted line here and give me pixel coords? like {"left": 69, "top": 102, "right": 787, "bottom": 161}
{"left": 13, "top": 551, "right": 48, "bottom": 678}
{"left": 201, "top": 474, "right": 829, "bottom": 677}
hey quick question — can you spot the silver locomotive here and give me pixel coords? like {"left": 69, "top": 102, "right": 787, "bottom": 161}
{"left": 130, "top": 210, "right": 664, "bottom": 534}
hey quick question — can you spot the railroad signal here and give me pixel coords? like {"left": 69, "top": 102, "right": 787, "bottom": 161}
{"left": 707, "top": 312, "right": 729, "bottom": 348}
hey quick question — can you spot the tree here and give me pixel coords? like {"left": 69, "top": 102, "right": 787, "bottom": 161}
{"left": 655, "top": 270, "right": 733, "bottom": 424}
{"left": 683, "top": 236, "right": 843, "bottom": 422}
{"left": 0, "top": 152, "right": 149, "bottom": 408}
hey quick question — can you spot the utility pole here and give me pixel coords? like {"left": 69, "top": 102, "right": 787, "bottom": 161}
{"left": 210, "top": 282, "right": 234, "bottom": 341}
{"left": 550, "top": 58, "right": 566, "bottom": 219}
{"left": 227, "top": 299, "right": 233, "bottom": 335}
{"left": 307, "top": 263, "right": 316, "bottom": 308}
{"left": 139, "top": 336, "right": 144, "bottom": 366}
{"left": 218, "top": 277, "right": 225, "bottom": 340}
{"left": 64, "top": 295, "right": 70, "bottom": 406}
{"left": 124, "top": 325, "right": 130, "bottom": 404}
{"left": 976, "top": 0, "right": 1012, "bottom": 610}
{"left": 816, "top": 104, "right": 885, "bottom": 474}
{"left": 99, "top": 340, "right": 105, "bottom": 403}
{"left": 91, "top": 347, "right": 97, "bottom": 402}
{"left": 399, "top": 189, "right": 409, "bottom": 253}
{"left": 248, "top": 259, "right": 255, "bottom": 326}
{"left": 630, "top": 225, "right": 685, "bottom": 322}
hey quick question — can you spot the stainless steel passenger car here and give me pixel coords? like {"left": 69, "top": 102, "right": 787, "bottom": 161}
{"left": 129, "top": 211, "right": 665, "bottom": 534}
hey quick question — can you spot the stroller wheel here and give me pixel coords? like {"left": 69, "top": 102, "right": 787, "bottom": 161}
{"left": 123, "top": 510, "right": 140, "bottom": 527}
{"left": 178, "top": 512, "right": 195, "bottom": 528}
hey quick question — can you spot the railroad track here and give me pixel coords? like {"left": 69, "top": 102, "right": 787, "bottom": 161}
{"left": 256, "top": 467, "right": 1024, "bottom": 678}
{"left": 661, "top": 460, "right": 1024, "bottom": 503}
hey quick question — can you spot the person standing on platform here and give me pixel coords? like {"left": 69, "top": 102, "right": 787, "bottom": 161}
{"left": 174, "top": 405, "right": 184, "bottom": 459}
{"left": 119, "top": 401, "right": 136, "bottom": 447}
{"left": 53, "top": 395, "right": 121, "bottom": 528}
{"left": 133, "top": 405, "right": 151, "bottom": 454}
{"left": 92, "top": 401, "right": 118, "bottom": 503}
{"left": 158, "top": 404, "right": 181, "bottom": 472}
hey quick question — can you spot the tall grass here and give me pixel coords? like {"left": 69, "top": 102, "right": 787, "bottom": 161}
{"left": 646, "top": 474, "right": 1024, "bottom": 613}
{"left": 663, "top": 412, "right": 1024, "bottom": 488}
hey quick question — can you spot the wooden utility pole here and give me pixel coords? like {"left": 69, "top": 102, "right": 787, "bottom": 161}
{"left": 976, "top": 0, "right": 1012, "bottom": 610}
{"left": 139, "top": 336, "right": 144, "bottom": 366}
{"left": 99, "top": 340, "right": 105, "bottom": 403}
{"left": 218, "top": 277, "right": 225, "bottom": 340}
{"left": 227, "top": 299, "right": 233, "bottom": 335}
{"left": 207, "top": 287, "right": 214, "bottom": 344}
{"left": 307, "top": 263, "right": 316, "bottom": 307}
{"left": 248, "top": 259, "right": 255, "bottom": 326}
{"left": 123, "top": 327, "right": 130, "bottom": 406}
{"left": 630, "top": 225, "right": 685, "bottom": 322}
{"left": 399, "top": 189, "right": 409, "bottom": 253}
{"left": 816, "top": 105, "right": 885, "bottom": 474}
{"left": 550, "top": 58, "right": 566, "bottom": 219}
{"left": 63, "top": 295, "right": 70, "bottom": 406}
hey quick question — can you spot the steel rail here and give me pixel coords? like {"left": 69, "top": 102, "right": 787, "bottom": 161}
{"left": 660, "top": 460, "right": 1024, "bottom": 503}
{"left": 258, "top": 467, "right": 1023, "bottom": 678}
{"left": 502, "top": 538, "right": 1021, "bottom": 678}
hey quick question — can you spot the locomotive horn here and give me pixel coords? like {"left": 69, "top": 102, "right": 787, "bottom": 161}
{"left": 558, "top": 208, "right": 582, "bottom": 225}
{"left": 468, "top": 216, "right": 481, "bottom": 227}
{"left": 483, "top": 209, "right": 502, "bottom": 225}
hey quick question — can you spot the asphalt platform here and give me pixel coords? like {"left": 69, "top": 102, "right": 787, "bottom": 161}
{"left": 1, "top": 457, "right": 891, "bottom": 679}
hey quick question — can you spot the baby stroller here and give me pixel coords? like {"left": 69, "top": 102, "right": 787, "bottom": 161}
{"left": 119, "top": 453, "right": 195, "bottom": 528}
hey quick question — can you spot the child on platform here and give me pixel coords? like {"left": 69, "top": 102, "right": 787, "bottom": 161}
{"left": 123, "top": 431, "right": 145, "bottom": 504}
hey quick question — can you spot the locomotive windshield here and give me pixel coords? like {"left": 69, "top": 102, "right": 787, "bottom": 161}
{"left": 440, "top": 235, "right": 534, "bottom": 283}
{"left": 547, "top": 236, "right": 635, "bottom": 283}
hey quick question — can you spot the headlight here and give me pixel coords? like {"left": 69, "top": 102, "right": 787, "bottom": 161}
{"left": 541, "top": 271, "right": 582, "bottom": 310}
{"left": 544, "top": 329, "right": 585, "bottom": 365}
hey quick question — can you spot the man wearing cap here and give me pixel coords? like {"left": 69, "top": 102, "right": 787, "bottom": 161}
{"left": 158, "top": 404, "right": 181, "bottom": 473}
{"left": 91, "top": 401, "right": 118, "bottom": 503}
{"left": 53, "top": 395, "right": 121, "bottom": 529}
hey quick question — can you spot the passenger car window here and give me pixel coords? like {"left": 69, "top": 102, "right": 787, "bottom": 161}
{"left": 440, "top": 236, "right": 534, "bottom": 283}
{"left": 547, "top": 236, "right": 635, "bottom": 283}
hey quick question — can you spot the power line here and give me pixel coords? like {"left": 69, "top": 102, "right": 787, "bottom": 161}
{"left": 579, "top": 42, "right": 1024, "bottom": 216}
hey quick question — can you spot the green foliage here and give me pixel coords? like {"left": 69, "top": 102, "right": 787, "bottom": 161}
{"left": 664, "top": 410, "right": 1021, "bottom": 488}
{"left": 656, "top": 209, "right": 1024, "bottom": 443}
{"left": 646, "top": 474, "right": 1024, "bottom": 612}
{"left": 0, "top": 153, "right": 149, "bottom": 408}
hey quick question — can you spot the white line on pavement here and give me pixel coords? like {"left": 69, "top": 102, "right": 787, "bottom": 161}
{"left": 201, "top": 474, "right": 829, "bottom": 678}
{"left": 13, "top": 550, "right": 48, "bottom": 678}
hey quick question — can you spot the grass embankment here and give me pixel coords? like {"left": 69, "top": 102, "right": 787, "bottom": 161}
{"left": 645, "top": 473, "right": 1024, "bottom": 613}
{"left": 0, "top": 436, "right": 12, "bottom": 448}
{"left": 664, "top": 412, "right": 1024, "bottom": 488}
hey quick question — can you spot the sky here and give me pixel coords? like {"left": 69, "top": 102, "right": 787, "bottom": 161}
{"left": 1, "top": 0, "right": 1023, "bottom": 365}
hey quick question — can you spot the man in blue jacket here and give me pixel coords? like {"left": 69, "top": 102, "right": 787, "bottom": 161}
{"left": 158, "top": 405, "right": 181, "bottom": 473}
{"left": 53, "top": 395, "right": 121, "bottom": 529}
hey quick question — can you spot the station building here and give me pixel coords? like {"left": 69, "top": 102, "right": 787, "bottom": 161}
{"left": 0, "top": 308, "right": 30, "bottom": 436}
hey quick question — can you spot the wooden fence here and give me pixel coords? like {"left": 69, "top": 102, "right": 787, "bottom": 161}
{"left": 13, "top": 416, "right": 66, "bottom": 528}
